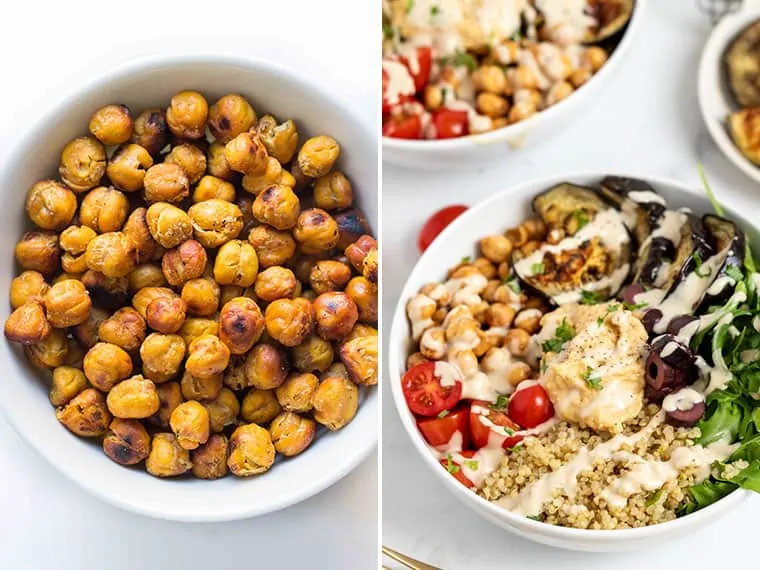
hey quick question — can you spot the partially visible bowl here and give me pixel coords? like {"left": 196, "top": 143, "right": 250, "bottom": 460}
{"left": 0, "top": 54, "right": 378, "bottom": 522}
{"left": 388, "top": 172, "right": 750, "bottom": 552}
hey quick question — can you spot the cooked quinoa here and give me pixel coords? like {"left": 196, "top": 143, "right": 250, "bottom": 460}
{"left": 479, "top": 404, "right": 704, "bottom": 530}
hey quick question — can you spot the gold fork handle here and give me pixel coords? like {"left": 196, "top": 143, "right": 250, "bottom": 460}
{"left": 382, "top": 546, "right": 443, "bottom": 570}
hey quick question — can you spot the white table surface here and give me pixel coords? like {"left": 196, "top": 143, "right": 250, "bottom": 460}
{"left": 382, "top": 1, "right": 760, "bottom": 569}
{"left": 0, "top": 1, "right": 378, "bottom": 569}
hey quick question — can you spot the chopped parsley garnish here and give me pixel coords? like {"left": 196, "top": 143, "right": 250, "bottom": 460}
{"left": 541, "top": 319, "right": 575, "bottom": 353}
{"left": 491, "top": 395, "right": 509, "bottom": 410}
{"left": 692, "top": 251, "right": 712, "bottom": 278}
{"left": 446, "top": 454, "right": 460, "bottom": 474}
{"left": 443, "top": 51, "right": 478, "bottom": 72}
{"left": 583, "top": 366, "right": 603, "bottom": 390}
{"left": 437, "top": 410, "right": 450, "bottom": 419}
{"left": 597, "top": 303, "right": 621, "bottom": 325}
{"left": 463, "top": 459, "right": 479, "bottom": 470}
{"left": 505, "top": 279, "right": 521, "bottom": 295}
{"left": 540, "top": 359, "right": 548, "bottom": 374}
{"left": 461, "top": 255, "right": 472, "bottom": 264}
{"left": 645, "top": 488, "right": 664, "bottom": 507}
{"left": 579, "top": 290, "right": 602, "bottom": 305}
{"left": 382, "top": 24, "right": 396, "bottom": 39}
{"left": 526, "top": 514, "right": 545, "bottom": 522}
{"left": 509, "top": 442, "right": 523, "bottom": 453}
{"left": 504, "top": 426, "right": 514, "bottom": 436}
{"left": 571, "top": 209, "right": 590, "bottom": 230}
{"left": 727, "top": 264, "right": 743, "bottom": 282}
{"left": 430, "top": 5, "right": 440, "bottom": 16}
{"left": 623, "top": 301, "right": 648, "bottom": 311}
{"left": 406, "top": 0, "right": 415, "bottom": 12}
{"left": 531, "top": 262, "right": 545, "bottom": 275}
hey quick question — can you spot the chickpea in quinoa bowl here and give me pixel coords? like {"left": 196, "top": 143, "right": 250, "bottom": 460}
{"left": 400, "top": 175, "right": 760, "bottom": 529}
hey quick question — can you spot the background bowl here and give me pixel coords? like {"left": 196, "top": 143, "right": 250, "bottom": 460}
{"left": 382, "top": 0, "right": 646, "bottom": 170}
{"left": 388, "top": 172, "right": 750, "bottom": 552}
{"left": 0, "top": 54, "right": 378, "bottom": 522}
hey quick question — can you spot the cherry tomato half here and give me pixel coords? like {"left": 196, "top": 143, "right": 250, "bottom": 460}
{"left": 401, "top": 361, "right": 462, "bottom": 417}
{"left": 400, "top": 46, "right": 432, "bottom": 93}
{"left": 508, "top": 384, "right": 554, "bottom": 429}
{"left": 469, "top": 401, "right": 523, "bottom": 450}
{"left": 418, "top": 205, "right": 468, "bottom": 252}
{"left": 383, "top": 113, "right": 423, "bottom": 140}
{"left": 439, "top": 450, "right": 476, "bottom": 488}
{"left": 417, "top": 404, "right": 471, "bottom": 448}
{"left": 433, "top": 109, "right": 469, "bottom": 139}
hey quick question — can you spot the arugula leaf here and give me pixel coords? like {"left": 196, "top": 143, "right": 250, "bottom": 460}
{"left": 679, "top": 480, "right": 737, "bottom": 516}
{"left": 697, "top": 396, "right": 743, "bottom": 446}
{"left": 727, "top": 264, "right": 744, "bottom": 282}
{"left": 580, "top": 290, "right": 602, "bottom": 305}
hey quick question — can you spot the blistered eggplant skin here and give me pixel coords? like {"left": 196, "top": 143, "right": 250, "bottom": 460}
{"left": 725, "top": 20, "right": 760, "bottom": 108}
{"left": 700, "top": 214, "right": 746, "bottom": 308}
{"left": 666, "top": 315, "right": 698, "bottom": 336}
{"left": 634, "top": 237, "right": 675, "bottom": 288}
{"left": 599, "top": 176, "right": 666, "bottom": 246}
{"left": 585, "top": 0, "right": 634, "bottom": 44}
{"left": 662, "top": 213, "right": 715, "bottom": 294}
{"left": 531, "top": 183, "right": 607, "bottom": 233}
{"left": 665, "top": 401, "right": 706, "bottom": 427}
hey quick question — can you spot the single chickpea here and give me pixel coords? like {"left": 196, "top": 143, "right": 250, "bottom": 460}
{"left": 140, "top": 333, "right": 186, "bottom": 383}
{"left": 122, "top": 208, "right": 159, "bottom": 264}
{"left": 313, "top": 171, "right": 354, "bottom": 211}
{"left": 97, "top": 307, "right": 146, "bottom": 352}
{"left": 270, "top": 412, "right": 316, "bottom": 457}
{"left": 514, "top": 308, "right": 542, "bottom": 334}
{"left": 505, "top": 327, "right": 531, "bottom": 356}
{"left": 161, "top": 239, "right": 207, "bottom": 287}
{"left": 254, "top": 266, "right": 296, "bottom": 302}
{"left": 423, "top": 84, "right": 443, "bottom": 111}
{"left": 100, "top": 418, "right": 150, "bottom": 466}
{"left": 278, "top": 169, "right": 296, "bottom": 188}
{"left": 546, "top": 81, "right": 574, "bottom": 107}
{"left": 218, "top": 297, "right": 265, "bottom": 355}
{"left": 243, "top": 343, "right": 289, "bottom": 390}
{"left": 49, "top": 366, "right": 88, "bottom": 406}
{"left": 520, "top": 240, "right": 541, "bottom": 256}
{"left": 146, "top": 203, "right": 193, "bottom": 249}
{"left": 507, "top": 361, "right": 533, "bottom": 387}
{"left": 487, "top": 303, "right": 517, "bottom": 328}
{"left": 241, "top": 389, "right": 282, "bottom": 424}
{"left": 213, "top": 240, "right": 259, "bottom": 287}
{"left": 505, "top": 225, "right": 529, "bottom": 248}
{"left": 293, "top": 208, "right": 339, "bottom": 254}
{"left": 146, "top": 433, "right": 192, "bottom": 477}
{"left": 59, "top": 227, "right": 97, "bottom": 261}
{"left": 131, "top": 108, "right": 169, "bottom": 155}
{"left": 107, "top": 143, "right": 154, "bottom": 193}
{"left": 208, "top": 93, "right": 256, "bottom": 143}
{"left": 9, "top": 271, "right": 49, "bottom": 309}
{"left": 203, "top": 388, "right": 240, "bottom": 433}
{"left": 476, "top": 92, "right": 509, "bottom": 118}
{"left": 251, "top": 184, "right": 300, "bottom": 230}
{"left": 44, "top": 279, "right": 91, "bottom": 328}
{"left": 4, "top": 301, "right": 51, "bottom": 345}
{"left": 241, "top": 157, "right": 283, "bottom": 195}
{"left": 15, "top": 231, "right": 60, "bottom": 276}
{"left": 275, "top": 372, "right": 318, "bottom": 413}
{"left": 298, "top": 135, "right": 340, "bottom": 178}
{"left": 181, "top": 370, "right": 223, "bottom": 401}
{"left": 163, "top": 144, "right": 206, "bottom": 185}
{"left": 345, "top": 234, "right": 378, "bottom": 283}
{"left": 128, "top": 264, "right": 166, "bottom": 292}
{"left": 224, "top": 131, "right": 269, "bottom": 176}
{"left": 186, "top": 334, "right": 231, "bottom": 379}
{"left": 179, "top": 317, "right": 219, "bottom": 348}
{"left": 227, "top": 423, "right": 275, "bottom": 477}
{"left": 324, "top": 361, "right": 350, "bottom": 380}
{"left": 313, "top": 291, "right": 359, "bottom": 341}
{"left": 25, "top": 180, "right": 77, "bottom": 230}
{"left": 191, "top": 434, "right": 229, "bottom": 479}
{"left": 143, "top": 163, "right": 190, "bottom": 204}
{"left": 344, "top": 323, "right": 377, "bottom": 343}
{"left": 257, "top": 116, "right": 299, "bottom": 164}
{"left": 148, "top": 381, "right": 183, "bottom": 429}
{"left": 181, "top": 278, "right": 220, "bottom": 317}
{"left": 474, "top": 65, "right": 509, "bottom": 94}
{"left": 346, "top": 277, "right": 379, "bottom": 326}
{"left": 511, "top": 65, "right": 539, "bottom": 90}
{"left": 85, "top": 232, "right": 137, "bottom": 278}
{"left": 55, "top": 388, "right": 111, "bottom": 437}
{"left": 59, "top": 136, "right": 106, "bottom": 192}
{"left": 264, "top": 298, "right": 314, "bottom": 347}
{"left": 479, "top": 235, "right": 513, "bottom": 264}
{"left": 187, "top": 199, "right": 244, "bottom": 248}
{"left": 193, "top": 175, "right": 235, "bottom": 202}
{"left": 309, "top": 260, "right": 351, "bottom": 295}
{"left": 106, "top": 375, "right": 160, "bottom": 419}
{"left": 146, "top": 297, "right": 187, "bottom": 334}
{"left": 583, "top": 46, "right": 608, "bottom": 72}
{"left": 508, "top": 100, "right": 537, "bottom": 124}
{"left": 570, "top": 67, "right": 592, "bottom": 88}
{"left": 340, "top": 335, "right": 378, "bottom": 386}
{"left": 247, "top": 226, "right": 296, "bottom": 268}
{"left": 24, "top": 328, "right": 68, "bottom": 368}
{"left": 83, "top": 342, "right": 133, "bottom": 391}
{"left": 169, "top": 400, "right": 210, "bottom": 450}
{"left": 206, "top": 142, "right": 235, "bottom": 180}
{"left": 523, "top": 217, "right": 546, "bottom": 240}
{"left": 87, "top": 104, "right": 133, "bottom": 145}
{"left": 80, "top": 186, "right": 130, "bottom": 233}
{"left": 291, "top": 334, "right": 334, "bottom": 373}
{"left": 166, "top": 90, "right": 208, "bottom": 139}
{"left": 311, "top": 375, "right": 359, "bottom": 431}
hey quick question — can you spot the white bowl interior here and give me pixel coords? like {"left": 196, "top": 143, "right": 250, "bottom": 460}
{"left": 389, "top": 173, "right": 751, "bottom": 551}
{"left": 0, "top": 56, "right": 378, "bottom": 522}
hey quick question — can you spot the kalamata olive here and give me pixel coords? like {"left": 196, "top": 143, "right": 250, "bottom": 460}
{"left": 665, "top": 399, "right": 706, "bottom": 427}
{"left": 619, "top": 283, "right": 645, "bottom": 305}
{"left": 651, "top": 334, "right": 696, "bottom": 370}
{"left": 645, "top": 339, "right": 697, "bottom": 400}
{"left": 666, "top": 315, "right": 699, "bottom": 336}
{"left": 641, "top": 308, "right": 662, "bottom": 335}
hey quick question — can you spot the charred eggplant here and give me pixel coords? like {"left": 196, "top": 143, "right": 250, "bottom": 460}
{"left": 585, "top": 0, "right": 634, "bottom": 43}
{"left": 725, "top": 20, "right": 760, "bottom": 108}
{"left": 698, "top": 215, "right": 745, "bottom": 308}
{"left": 599, "top": 176, "right": 665, "bottom": 245}
{"left": 531, "top": 183, "right": 608, "bottom": 235}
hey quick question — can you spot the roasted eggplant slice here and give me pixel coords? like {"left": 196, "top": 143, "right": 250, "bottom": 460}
{"left": 699, "top": 214, "right": 745, "bottom": 307}
{"left": 531, "top": 183, "right": 607, "bottom": 234}
{"left": 585, "top": 0, "right": 634, "bottom": 43}
{"left": 725, "top": 20, "right": 760, "bottom": 108}
{"left": 600, "top": 176, "right": 666, "bottom": 245}
{"left": 662, "top": 213, "right": 715, "bottom": 293}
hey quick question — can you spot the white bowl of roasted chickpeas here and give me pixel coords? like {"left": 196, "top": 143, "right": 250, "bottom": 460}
{"left": 0, "top": 55, "right": 378, "bottom": 521}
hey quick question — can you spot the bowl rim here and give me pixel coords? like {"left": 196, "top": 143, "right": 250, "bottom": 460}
{"left": 388, "top": 170, "right": 750, "bottom": 544}
{"left": 0, "top": 52, "right": 378, "bottom": 522}
{"left": 381, "top": 0, "right": 646, "bottom": 150}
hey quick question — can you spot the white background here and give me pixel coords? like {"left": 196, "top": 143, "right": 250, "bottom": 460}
{"left": 383, "top": 1, "right": 760, "bottom": 569}
{"left": 0, "top": 1, "right": 379, "bottom": 569}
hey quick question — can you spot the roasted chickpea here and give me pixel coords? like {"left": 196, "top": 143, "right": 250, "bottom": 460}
{"left": 208, "top": 93, "right": 256, "bottom": 143}
{"left": 345, "top": 234, "right": 378, "bottom": 280}
{"left": 128, "top": 264, "right": 166, "bottom": 292}
{"left": 70, "top": 306, "right": 106, "bottom": 348}
{"left": 83, "top": 342, "right": 133, "bottom": 391}
{"left": 340, "top": 335, "right": 378, "bottom": 386}
{"left": 25, "top": 180, "right": 77, "bottom": 230}
{"left": 146, "top": 433, "right": 192, "bottom": 477}
{"left": 107, "top": 143, "right": 154, "bottom": 192}
{"left": 9, "top": 271, "right": 49, "bottom": 309}
{"left": 251, "top": 184, "right": 300, "bottom": 230}
{"left": 311, "top": 375, "right": 359, "bottom": 431}
{"left": 79, "top": 269, "right": 129, "bottom": 310}
{"left": 59, "top": 136, "right": 106, "bottom": 192}
{"left": 131, "top": 108, "right": 170, "bottom": 156}
{"left": 140, "top": 333, "right": 186, "bottom": 383}
{"left": 240, "top": 389, "right": 281, "bottom": 424}
{"left": 278, "top": 169, "right": 297, "bottom": 188}
{"left": 97, "top": 307, "right": 146, "bottom": 352}
{"left": 293, "top": 208, "right": 339, "bottom": 254}
{"left": 80, "top": 186, "right": 130, "bottom": 232}
{"left": 186, "top": 334, "right": 230, "bottom": 379}
{"left": 291, "top": 334, "right": 334, "bottom": 373}
{"left": 203, "top": 388, "right": 240, "bottom": 433}
{"left": 24, "top": 328, "right": 68, "bottom": 368}
{"left": 103, "top": 418, "right": 150, "bottom": 466}
{"left": 131, "top": 286, "right": 175, "bottom": 318}
{"left": 334, "top": 209, "right": 372, "bottom": 250}
{"left": 222, "top": 357, "right": 248, "bottom": 390}
{"left": 257, "top": 116, "right": 299, "bottom": 164}
{"left": 143, "top": 163, "right": 190, "bottom": 204}
{"left": 61, "top": 253, "right": 86, "bottom": 274}
{"left": 180, "top": 278, "right": 220, "bottom": 317}
{"left": 243, "top": 343, "right": 288, "bottom": 390}
{"left": 4, "top": 301, "right": 51, "bottom": 345}
{"left": 313, "top": 171, "right": 353, "bottom": 211}
{"left": 313, "top": 292, "right": 358, "bottom": 341}
{"left": 161, "top": 239, "right": 207, "bottom": 287}
{"left": 146, "top": 296, "right": 187, "bottom": 334}
{"left": 121, "top": 208, "right": 158, "bottom": 264}
{"left": 345, "top": 276, "right": 378, "bottom": 324}
{"left": 275, "top": 372, "right": 318, "bottom": 413}
{"left": 298, "top": 135, "right": 340, "bottom": 178}
{"left": 193, "top": 175, "right": 235, "bottom": 203}
{"left": 166, "top": 90, "right": 208, "bottom": 139}
{"left": 324, "top": 361, "right": 350, "bottom": 380}
{"left": 59, "top": 227, "right": 96, "bottom": 259}
{"left": 145, "top": 203, "right": 193, "bottom": 249}
{"left": 55, "top": 388, "right": 111, "bottom": 437}
{"left": 169, "top": 400, "right": 210, "bottom": 450}
{"left": 227, "top": 423, "right": 275, "bottom": 476}
{"left": 224, "top": 131, "right": 268, "bottom": 176}
{"left": 44, "top": 279, "right": 91, "bottom": 328}
{"left": 207, "top": 142, "right": 235, "bottom": 180}
{"left": 89, "top": 104, "right": 133, "bottom": 145}
{"left": 163, "top": 144, "right": 206, "bottom": 185}
{"left": 308, "top": 260, "right": 351, "bottom": 295}
{"left": 344, "top": 323, "right": 377, "bottom": 343}
{"left": 15, "top": 231, "right": 60, "bottom": 275}
{"left": 192, "top": 434, "right": 229, "bottom": 479}
{"left": 84, "top": 232, "right": 137, "bottom": 278}
{"left": 149, "top": 381, "right": 183, "bottom": 429}
{"left": 270, "top": 412, "right": 316, "bottom": 457}
{"left": 264, "top": 298, "right": 314, "bottom": 347}
{"left": 241, "top": 157, "right": 283, "bottom": 195}
{"left": 181, "top": 369, "right": 223, "bottom": 402}
{"left": 213, "top": 240, "right": 259, "bottom": 286}
{"left": 106, "top": 376, "right": 159, "bottom": 421}
{"left": 179, "top": 317, "right": 218, "bottom": 348}
{"left": 218, "top": 297, "right": 265, "bottom": 355}
{"left": 187, "top": 199, "right": 244, "bottom": 248}
{"left": 49, "top": 366, "right": 88, "bottom": 406}
{"left": 247, "top": 225, "right": 296, "bottom": 268}
{"left": 254, "top": 266, "right": 297, "bottom": 302}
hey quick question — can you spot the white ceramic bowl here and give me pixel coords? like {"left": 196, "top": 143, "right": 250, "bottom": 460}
{"left": 0, "top": 55, "right": 378, "bottom": 521}
{"left": 382, "top": 1, "right": 646, "bottom": 170}
{"left": 699, "top": 3, "right": 760, "bottom": 184}
{"left": 388, "top": 173, "right": 751, "bottom": 552}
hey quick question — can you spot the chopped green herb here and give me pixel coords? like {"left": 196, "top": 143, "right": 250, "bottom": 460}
{"left": 446, "top": 454, "right": 460, "bottom": 474}
{"left": 509, "top": 442, "right": 524, "bottom": 453}
{"left": 580, "top": 290, "right": 602, "bottom": 305}
{"left": 727, "top": 264, "right": 744, "bottom": 282}
{"left": 461, "top": 255, "right": 472, "bottom": 264}
{"left": 596, "top": 316, "right": 604, "bottom": 326}
{"left": 406, "top": 0, "right": 415, "bottom": 12}
{"left": 430, "top": 5, "right": 440, "bottom": 16}
{"left": 491, "top": 395, "right": 509, "bottom": 410}
{"left": 445, "top": 51, "right": 478, "bottom": 72}
{"left": 541, "top": 318, "right": 576, "bottom": 353}
{"left": 645, "top": 488, "right": 664, "bottom": 507}
{"left": 506, "top": 279, "right": 522, "bottom": 295}
{"left": 572, "top": 209, "right": 590, "bottom": 230}
{"left": 623, "top": 301, "right": 648, "bottom": 311}
{"left": 583, "top": 366, "right": 603, "bottom": 390}
{"left": 541, "top": 338, "right": 564, "bottom": 353}
{"left": 531, "top": 262, "right": 545, "bottom": 275}
{"left": 540, "top": 359, "right": 548, "bottom": 374}
{"left": 526, "top": 514, "right": 545, "bottom": 522}
{"left": 504, "top": 426, "right": 514, "bottom": 436}
{"left": 437, "top": 410, "right": 450, "bottom": 419}
{"left": 464, "top": 459, "right": 479, "bottom": 470}
{"left": 382, "top": 23, "right": 396, "bottom": 39}
{"left": 599, "top": 304, "right": 620, "bottom": 325}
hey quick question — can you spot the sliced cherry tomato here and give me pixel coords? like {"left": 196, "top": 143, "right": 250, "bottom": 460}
{"left": 417, "top": 404, "right": 471, "bottom": 448}
{"left": 401, "top": 361, "right": 462, "bottom": 417}
{"left": 418, "top": 205, "right": 468, "bottom": 252}
{"left": 383, "top": 113, "right": 423, "bottom": 140}
{"left": 440, "top": 450, "right": 476, "bottom": 488}
{"left": 433, "top": 109, "right": 469, "bottom": 139}
{"left": 469, "top": 401, "right": 523, "bottom": 450}
{"left": 508, "top": 384, "right": 554, "bottom": 429}
{"left": 382, "top": 67, "right": 415, "bottom": 115}
{"left": 400, "top": 46, "right": 432, "bottom": 93}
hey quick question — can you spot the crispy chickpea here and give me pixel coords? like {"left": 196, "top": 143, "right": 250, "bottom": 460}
{"left": 340, "top": 335, "right": 378, "bottom": 386}
{"left": 505, "top": 327, "right": 531, "bottom": 356}
{"left": 60, "top": 252, "right": 85, "bottom": 275}
{"left": 59, "top": 227, "right": 96, "bottom": 259}
{"left": 186, "top": 334, "right": 230, "bottom": 379}
{"left": 146, "top": 297, "right": 187, "bottom": 334}
{"left": 241, "top": 157, "right": 283, "bottom": 195}
{"left": 247, "top": 225, "right": 296, "bottom": 268}
{"left": 345, "top": 276, "right": 378, "bottom": 325}
{"left": 213, "top": 240, "right": 259, "bottom": 286}
{"left": 251, "top": 184, "right": 300, "bottom": 230}
{"left": 203, "top": 388, "right": 240, "bottom": 433}
{"left": 59, "top": 136, "right": 106, "bottom": 192}
{"left": 44, "top": 279, "right": 91, "bottom": 328}
{"left": 223, "top": 357, "right": 249, "bottom": 390}
{"left": 55, "top": 388, "right": 111, "bottom": 437}
{"left": 257, "top": 116, "right": 299, "bottom": 163}
{"left": 546, "top": 81, "right": 574, "bottom": 107}
{"left": 313, "top": 292, "right": 358, "bottom": 341}
{"left": 253, "top": 266, "right": 296, "bottom": 302}
{"left": 275, "top": 372, "right": 318, "bottom": 413}
{"left": 169, "top": 400, "right": 210, "bottom": 450}
{"left": 192, "top": 434, "right": 229, "bottom": 479}
{"left": 161, "top": 239, "right": 207, "bottom": 287}
{"left": 107, "top": 143, "right": 154, "bottom": 192}
{"left": 193, "top": 175, "right": 235, "bottom": 203}
{"left": 298, "top": 135, "right": 340, "bottom": 178}
{"left": 80, "top": 186, "right": 130, "bottom": 233}
{"left": 123, "top": 208, "right": 159, "bottom": 263}
{"left": 181, "top": 278, "right": 220, "bottom": 317}
{"left": 293, "top": 208, "right": 339, "bottom": 254}
{"left": 583, "top": 46, "right": 608, "bottom": 71}
{"left": 508, "top": 100, "right": 537, "bottom": 124}
{"left": 103, "top": 418, "right": 150, "bottom": 466}
{"left": 344, "top": 323, "right": 377, "bottom": 343}
{"left": 89, "top": 104, "right": 133, "bottom": 145}
{"left": 166, "top": 90, "right": 208, "bottom": 139}
{"left": 279, "top": 169, "right": 296, "bottom": 188}
{"left": 324, "top": 361, "right": 350, "bottom": 380}
{"left": 270, "top": 412, "right": 316, "bottom": 457}
{"left": 313, "top": 171, "right": 353, "bottom": 211}
{"left": 140, "top": 333, "right": 186, "bottom": 383}
{"left": 164, "top": 144, "right": 207, "bottom": 185}
{"left": 227, "top": 423, "right": 275, "bottom": 476}
{"left": 85, "top": 232, "right": 137, "bottom": 278}
{"left": 240, "top": 389, "right": 281, "bottom": 424}
{"left": 345, "top": 234, "right": 378, "bottom": 283}
{"left": 206, "top": 142, "right": 235, "bottom": 180}
{"left": 291, "top": 334, "right": 334, "bottom": 373}
{"left": 224, "top": 131, "right": 268, "bottom": 176}
{"left": 131, "top": 108, "right": 170, "bottom": 156}
{"left": 107, "top": 375, "right": 160, "bottom": 419}
{"left": 218, "top": 297, "right": 265, "bottom": 355}
{"left": 187, "top": 199, "right": 244, "bottom": 248}
{"left": 97, "top": 307, "right": 146, "bottom": 352}
{"left": 480, "top": 234, "right": 513, "bottom": 264}
{"left": 149, "top": 381, "right": 183, "bottom": 429}
{"left": 208, "top": 93, "right": 256, "bottom": 144}
{"left": 69, "top": 307, "right": 106, "bottom": 348}
{"left": 24, "top": 328, "right": 68, "bottom": 368}
{"left": 264, "top": 298, "right": 314, "bottom": 347}
{"left": 476, "top": 92, "right": 509, "bottom": 118}
{"left": 145, "top": 203, "right": 193, "bottom": 249}
{"left": 146, "top": 433, "right": 192, "bottom": 477}
{"left": 128, "top": 264, "right": 166, "bottom": 292}
{"left": 83, "top": 342, "right": 132, "bottom": 391}
{"left": 309, "top": 260, "right": 351, "bottom": 295}
{"left": 181, "top": 370, "right": 223, "bottom": 401}
{"left": 570, "top": 67, "right": 592, "bottom": 88}
{"left": 15, "top": 231, "right": 60, "bottom": 275}
{"left": 472, "top": 65, "right": 509, "bottom": 94}
{"left": 179, "top": 317, "right": 218, "bottom": 348}
{"left": 243, "top": 343, "right": 288, "bottom": 390}
{"left": 25, "top": 180, "right": 77, "bottom": 230}
{"left": 9, "top": 271, "right": 49, "bottom": 309}
{"left": 311, "top": 375, "right": 359, "bottom": 431}
{"left": 487, "top": 303, "right": 516, "bottom": 328}
{"left": 131, "top": 286, "right": 175, "bottom": 318}
{"left": 49, "top": 366, "right": 87, "bottom": 406}
{"left": 143, "top": 163, "right": 190, "bottom": 204}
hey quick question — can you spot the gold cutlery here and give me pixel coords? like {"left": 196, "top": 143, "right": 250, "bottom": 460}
{"left": 382, "top": 546, "right": 442, "bottom": 570}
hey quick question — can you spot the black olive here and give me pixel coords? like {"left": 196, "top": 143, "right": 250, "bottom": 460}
{"left": 666, "top": 401, "right": 706, "bottom": 427}
{"left": 641, "top": 308, "right": 662, "bottom": 335}
{"left": 666, "top": 315, "right": 699, "bottom": 336}
{"left": 619, "top": 283, "right": 645, "bottom": 304}
{"left": 652, "top": 334, "right": 696, "bottom": 370}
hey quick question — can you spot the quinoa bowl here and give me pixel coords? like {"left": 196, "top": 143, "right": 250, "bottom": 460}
{"left": 388, "top": 173, "right": 755, "bottom": 551}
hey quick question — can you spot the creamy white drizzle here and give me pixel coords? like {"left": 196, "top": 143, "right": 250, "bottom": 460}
{"left": 662, "top": 388, "right": 704, "bottom": 413}
{"left": 435, "top": 360, "right": 461, "bottom": 387}
{"left": 628, "top": 190, "right": 666, "bottom": 205}
{"left": 382, "top": 59, "right": 416, "bottom": 106}
{"left": 535, "top": 0, "right": 596, "bottom": 44}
